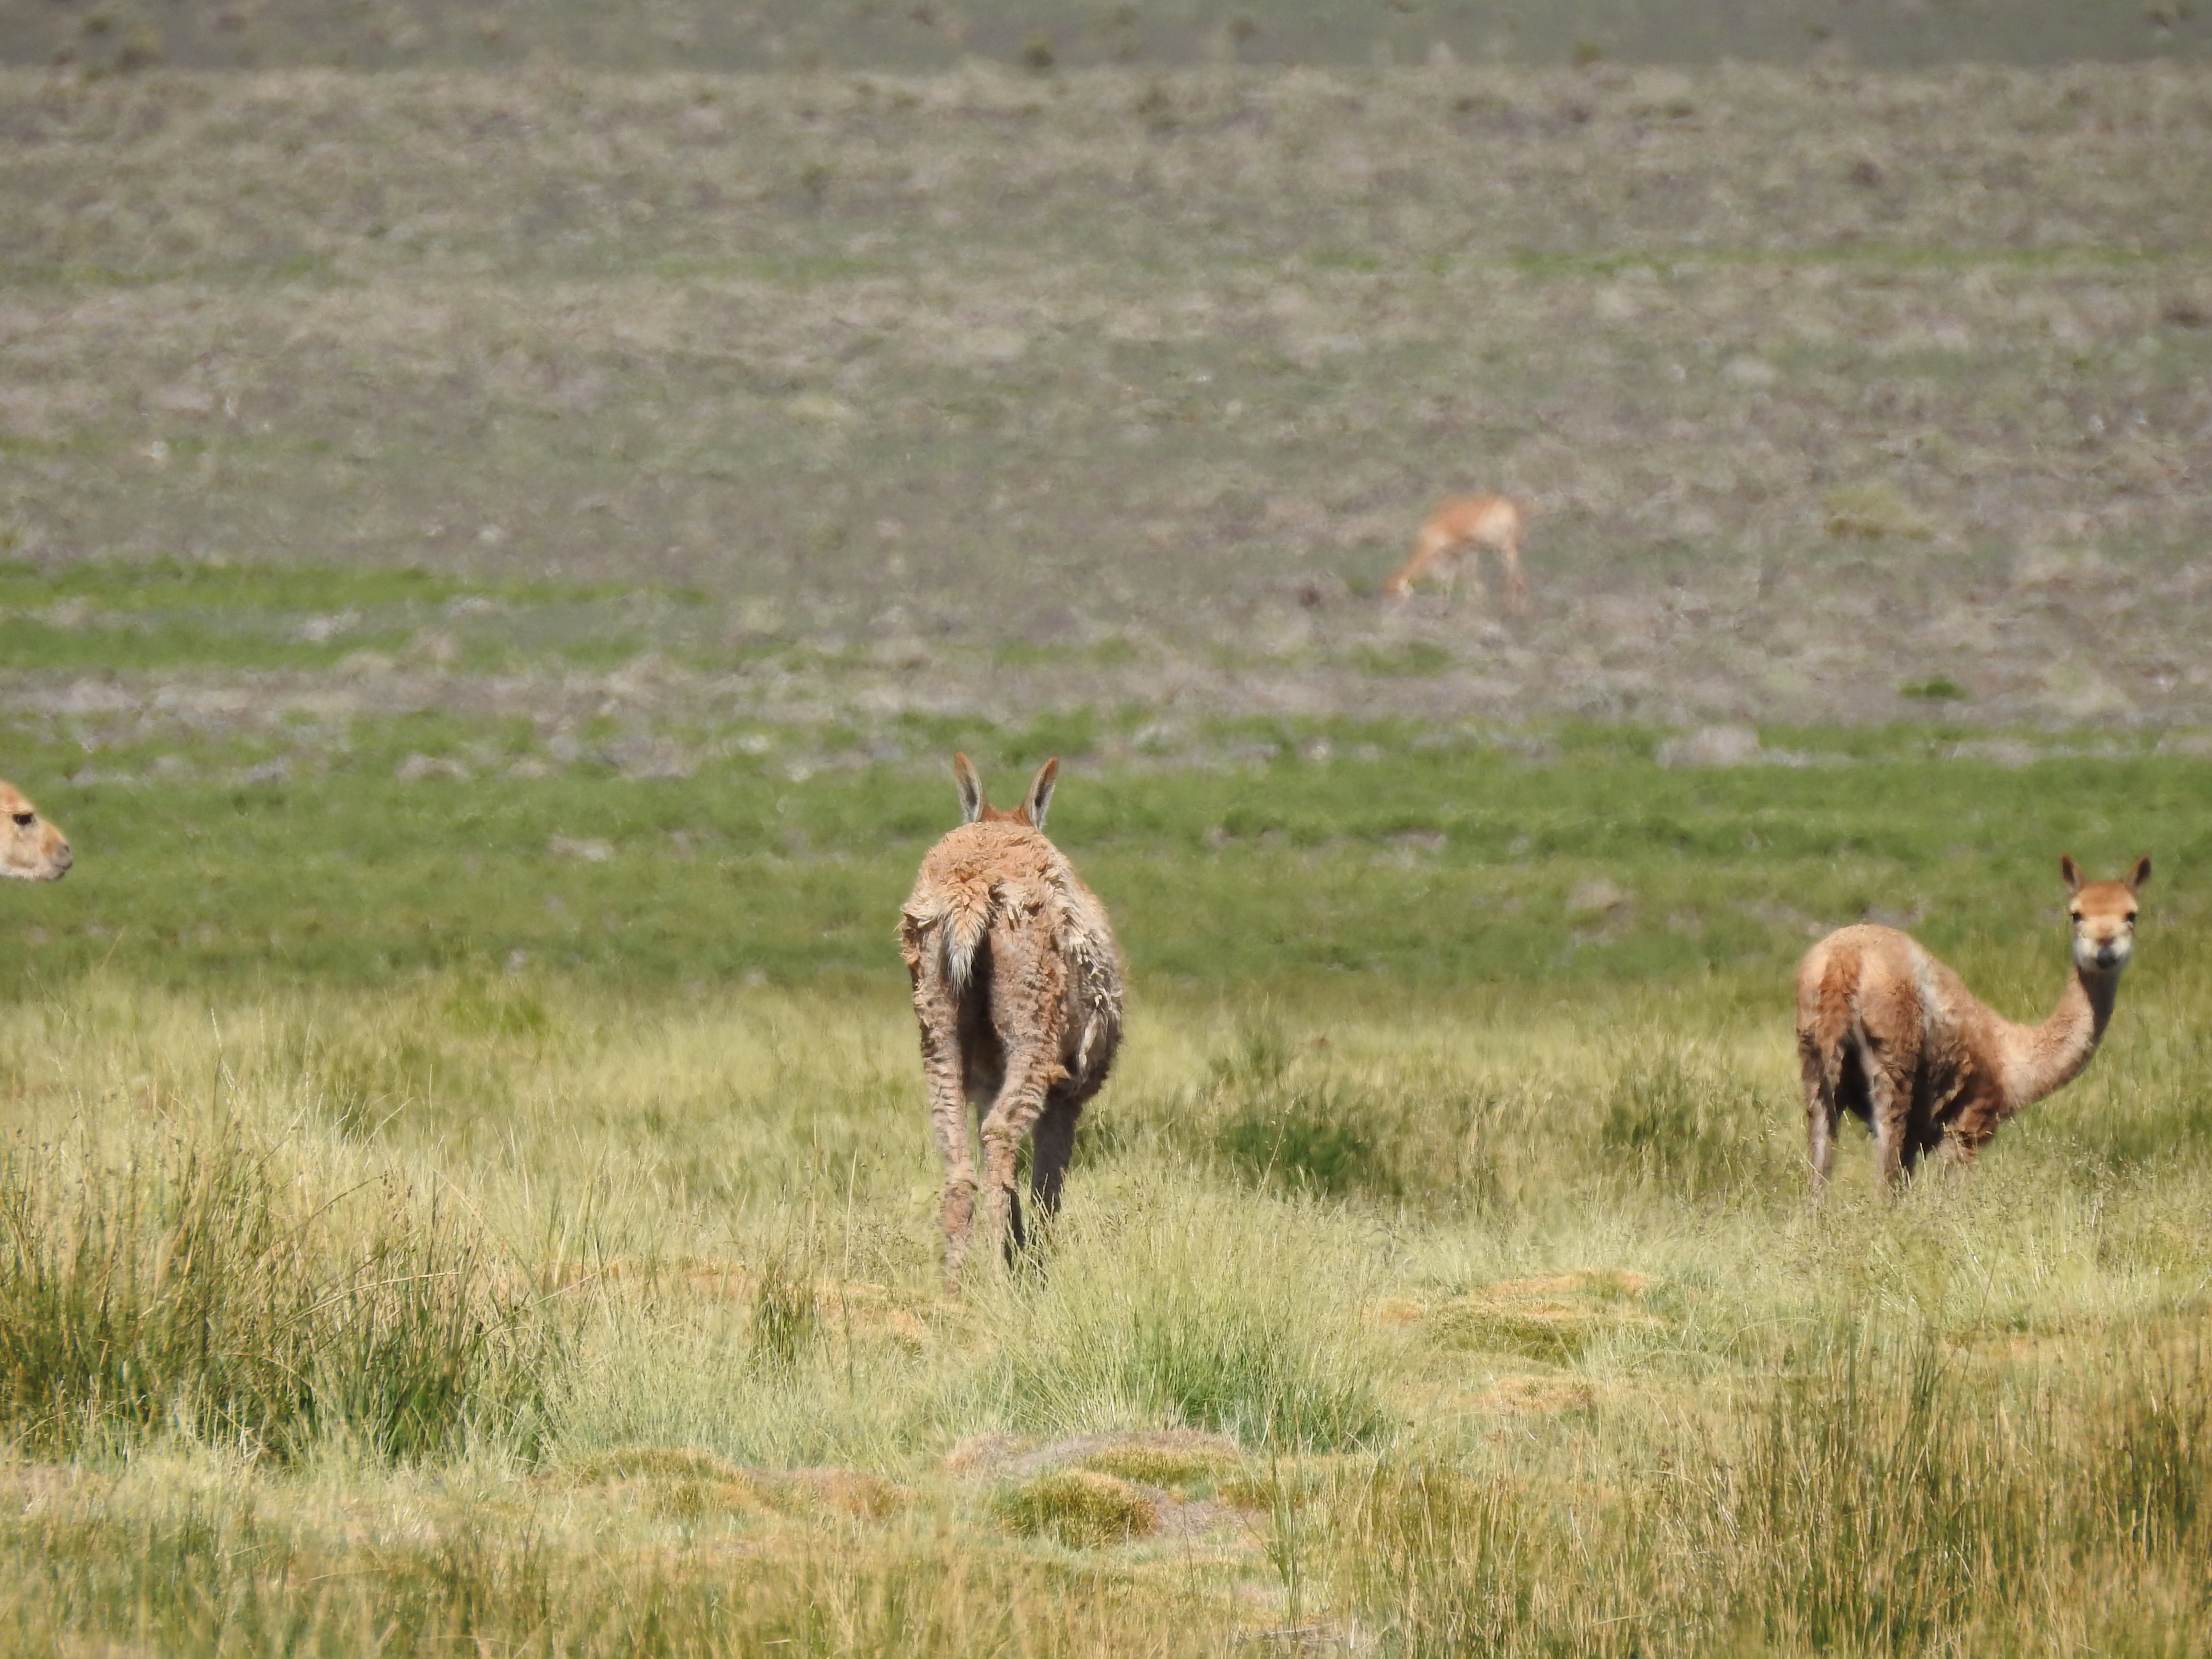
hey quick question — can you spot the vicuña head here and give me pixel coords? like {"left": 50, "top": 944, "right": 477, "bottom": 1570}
{"left": 2063, "top": 852, "right": 2145, "bottom": 975}
{"left": 0, "top": 780, "right": 72, "bottom": 883}
{"left": 901, "top": 753, "right": 1125, "bottom": 1289}
{"left": 1794, "top": 854, "right": 2148, "bottom": 1192}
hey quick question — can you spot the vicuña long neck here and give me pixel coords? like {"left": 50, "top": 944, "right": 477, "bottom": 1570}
{"left": 2007, "top": 965, "right": 2121, "bottom": 1108}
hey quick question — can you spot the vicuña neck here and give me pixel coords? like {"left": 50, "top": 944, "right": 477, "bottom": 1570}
{"left": 2008, "top": 964, "right": 2120, "bottom": 1108}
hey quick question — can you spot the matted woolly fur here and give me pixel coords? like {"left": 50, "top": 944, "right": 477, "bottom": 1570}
{"left": 1794, "top": 854, "right": 2148, "bottom": 1191}
{"left": 0, "top": 780, "right": 72, "bottom": 884}
{"left": 900, "top": 755, "right": 1125, "bottom": 1288}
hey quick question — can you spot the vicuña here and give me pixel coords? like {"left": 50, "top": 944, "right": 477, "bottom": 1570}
{"left": 1794, "top": 855, "right": 2149, "bottom": 1192}
{"left": 900, "top": 754, "right": 1125, "bottom": 1286}
{"left": 0, "top": 779, "right": 72, "bottom": 883}
{"left": 1382, "top": 494, "right": 1527, "bottom": 612}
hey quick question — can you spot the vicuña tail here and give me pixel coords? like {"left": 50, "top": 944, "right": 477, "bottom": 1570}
{"left": 936, "top": 871, "right": 1000, "bottom": 993}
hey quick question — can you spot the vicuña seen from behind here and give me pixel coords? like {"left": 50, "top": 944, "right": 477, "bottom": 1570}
{"left": 900, "top": 754, "right": 1125, "bottom": 1287}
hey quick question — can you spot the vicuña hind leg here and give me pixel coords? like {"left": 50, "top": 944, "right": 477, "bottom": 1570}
{"left": 980, "top": 1073, "right": 1058, "bottom": 1262}
{"left": 976, "top": 926, "right": 1069, "bottom": 1266}
{"left": 909, "top": 967, "right": 980, "bottom": 1288}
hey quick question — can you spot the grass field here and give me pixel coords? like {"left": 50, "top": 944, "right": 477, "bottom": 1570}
{"left": 4, "top": 49, "right": 2212, "bottom": 1659}
{"left": 4, "top": 739, "right": 2209, "bottom": 1654}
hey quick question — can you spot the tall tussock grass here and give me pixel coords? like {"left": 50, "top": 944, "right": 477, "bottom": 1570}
{"left": 0, "top": 1127, "right": 555, "bottom": 1462}
{"left": 1599, "top": 1038, "right": 1791, "bottom": 1201}
{"left": 3, "top": 1495, "right": 1239, "bottom": 1659}
{"left": 1179, "top": 1012, "right": 1501, "bottom": 1209}
{"left": 982, "top": 1179, "right": 1390, "bottom": 1450}
{"left": 1342, "top": 1331, "right": 2212, "bottom": 1656}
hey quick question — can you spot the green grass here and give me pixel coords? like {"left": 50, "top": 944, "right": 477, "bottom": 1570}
{"left": 0, "top": 743, "right": 2205, "bottom": 1650}
{"left": 0, "top": 1128, "right": 552, "bottom": 1462}
{"left": 5, "top": 725, "right": 2202, "bottom": 992}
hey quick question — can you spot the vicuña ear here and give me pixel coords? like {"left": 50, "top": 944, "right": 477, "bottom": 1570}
{"left": 953, "top": 752, "right": 985, "bottom": 824}
{"left": 1023, "top": 757, "right": 1059, "bottom": 830}
{"left": 2128, "top": 854, "right": 2152, "bottom": 892}
{"left": 2060, "top": 853, "right": 2084, "bottom": 895}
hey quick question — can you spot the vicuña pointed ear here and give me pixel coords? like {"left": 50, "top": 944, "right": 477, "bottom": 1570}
{"left": 1023, "top": 757, "right": 1059, "bottom": 830}
{"left": 2128, "top": 854, "right": 2152, "bottom": 892}
{"left": 953, "top": 753, "right": 985, "bottom": 824}
{"left": 2060, "top": 853, "right": 2084, "bottom": 895}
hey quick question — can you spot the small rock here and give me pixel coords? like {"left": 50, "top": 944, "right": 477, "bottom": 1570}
{"left": 1567, "top": 877, "right": 1631, "bottom": 916}
{"left": 1656, "top": 725, "right": 1761, "bottom": 768}
{"left": 395, "top": 754, "right": 471, "bottom": 783}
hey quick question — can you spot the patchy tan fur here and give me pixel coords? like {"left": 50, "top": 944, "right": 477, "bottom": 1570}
{"left": 0, "top": 780, "right": 71, "bottom": 883}
{"left": 901, "top": 755, "right": 1125, "bottom": 1287}
{"left": 1793, "top": 855, "right": 2148, "bottom": 1191}
{"left": 1383, "top": 494, "right": 1527, "bottom": 612}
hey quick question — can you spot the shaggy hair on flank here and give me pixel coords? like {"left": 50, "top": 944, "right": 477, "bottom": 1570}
{"left": 900, "top": 754, "right": 1125, "bottom": 1288}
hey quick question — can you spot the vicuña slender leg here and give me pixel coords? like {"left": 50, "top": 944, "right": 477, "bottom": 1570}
{"left": 1800, "top": 1038, "right": 1839, "bottom": 1194}
{"left": 977, "top": 925, "right": 1069, "bottom": 1265}
{"left": 1029, "top": 1094, "right": 1081, "bottom": 1220}
{"left": 1863, "top": 1042, "right": 1912, "bottom": 1190}
{"left": 1500, "top": 533, "right": 1528, "bottom": 613}
{"left": 908, "top": 959, "right": 980, "bottom": 1287}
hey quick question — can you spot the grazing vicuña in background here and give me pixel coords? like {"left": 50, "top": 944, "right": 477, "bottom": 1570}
{"left": 1794, "top": 855, "right": 2149, "bottom": 1192}
{"left": 0, "top": 780, "right": 72, "bottom": 883}
{"left": 901, "top": 754, "right": 1125, "bottom": 1286}
{"left": 1383, "top": 494, "right": 1528, "bottom": 612}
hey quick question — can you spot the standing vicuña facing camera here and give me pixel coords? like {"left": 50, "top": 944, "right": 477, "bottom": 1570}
{"left": 900, "top": 754, "right": 1125, "bottom": 1290}
{"left": 0, "top": 780, "right": 72, "bottom": 883}
{"left": 1795, "top": 854, "right": 2149, "bottom": 1192}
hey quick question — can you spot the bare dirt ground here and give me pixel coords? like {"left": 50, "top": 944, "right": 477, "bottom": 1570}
{"left": 1, "top": 63, "right": 2209, "bottom": 745}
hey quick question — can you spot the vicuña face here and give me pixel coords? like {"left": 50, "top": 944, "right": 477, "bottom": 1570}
{"left": 0, "top": 782, "right": 71, "bottom": 882}
{"left": 2063, "top": 854, "right": 2148, "bottom": 975}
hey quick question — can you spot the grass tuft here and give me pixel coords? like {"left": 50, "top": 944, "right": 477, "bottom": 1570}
{"left": 987, "top": 1183, "right": 1391, "bottom": 1451}
{"left": 0, "top": 1128, "right": 553, "bottom": 1463}
{"left": 991, "top": 1469, "right": 1158, "bottom": 1548}
{"left": 749, "top": 1246, "right": 822, "bottom": 1375}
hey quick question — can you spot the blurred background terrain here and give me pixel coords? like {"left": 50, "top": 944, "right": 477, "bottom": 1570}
{"left": 5, "top": 0, "right": 2210, "bottom": 73}
{"left": 2, "top": 58, "right": 2208, "bottom": 745}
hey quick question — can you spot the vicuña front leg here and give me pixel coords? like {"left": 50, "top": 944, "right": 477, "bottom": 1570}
{"left": 1864, "top": 1046, "right": 1914, "bottom": 1191}
{"left": 1500, "top": 537, "right": 1528, "bottom": 613}
{"left": 1029, "top": 1095, "right": 1081, "bottom": 1220}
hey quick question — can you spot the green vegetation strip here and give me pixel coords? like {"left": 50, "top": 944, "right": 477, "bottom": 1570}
{"left": 4, "top": 727, "right": 2203, "bottom": 991}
